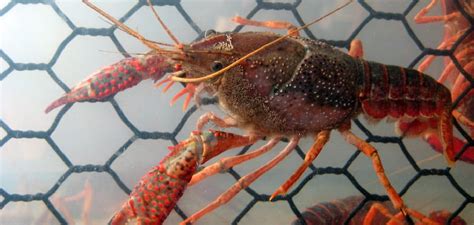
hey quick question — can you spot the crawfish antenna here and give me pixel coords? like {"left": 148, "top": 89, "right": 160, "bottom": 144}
{"left": 171, "top": 0, "right": 353, "bottom": 83}
{"left": 146, "top": 0, "right": 182, "bottom": 48}
{"left": 83, "top": 0, "right": 164, "bottom": 51}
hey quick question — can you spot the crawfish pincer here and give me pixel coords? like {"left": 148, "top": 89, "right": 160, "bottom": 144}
{"left": 109, "top": 130, "right": 254, "bottom": 225}
{"left": 45, "top": 53, "right": 176, "bottom": 113}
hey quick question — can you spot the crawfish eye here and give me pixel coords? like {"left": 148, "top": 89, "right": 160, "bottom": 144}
{"left": 211, "top": 61, "right": 223, "bottom": 72}
{"left": 205, "top": 29, "right": 217, "bottom": 38}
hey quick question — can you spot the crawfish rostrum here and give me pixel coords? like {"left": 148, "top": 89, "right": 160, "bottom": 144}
{"left": 44, "top": 0, "right": 473, "bottom": 224}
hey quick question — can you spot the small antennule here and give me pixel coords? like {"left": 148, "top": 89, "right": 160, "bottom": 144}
{"left": 171, "top": 0, "right": 354, "bottom": 83}
{"left": 146, "top": 0, "right": 182, "bottom": 48}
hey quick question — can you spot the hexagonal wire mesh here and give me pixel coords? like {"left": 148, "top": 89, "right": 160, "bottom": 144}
{"left": 0, "top": 0, "right": 473, "bottom": 224}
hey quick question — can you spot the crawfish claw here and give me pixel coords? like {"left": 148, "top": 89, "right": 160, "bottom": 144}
{"left": 109, "top": 130, "right": 254, "bottom": 225}
{"left": 45, "top": 54, "right": 174, "bottom": 113}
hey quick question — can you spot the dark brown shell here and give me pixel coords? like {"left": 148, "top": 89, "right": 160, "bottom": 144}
{"left": 214, "top": 33, "right": 360, "bottom": 136}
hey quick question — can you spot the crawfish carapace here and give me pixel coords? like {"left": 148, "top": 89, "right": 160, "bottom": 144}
{"left": 178, "top": 31, "right": 361, "bottom": 134}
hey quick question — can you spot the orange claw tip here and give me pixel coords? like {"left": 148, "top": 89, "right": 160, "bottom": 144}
{"left": 182, "top": 93, "right": 192, "bottom": 111}
{"left": 154, "top": 77, "right": 170, "bottom": 88}
{"left": 269, "top": 188, "right": 286, "bottom": 202}
{"left": 170, "top": 87, "right": 190, "bottom": 107}
{"left": 44, "top": 96, "right": 68, "bottom": 114}
{"left": 268, "top": 192, "right": 279, "bottom": 202}
{"left": 445, "top": 153, "right": 456, "bottom": 168}
{"left": 231, "top": 16, "right": 245, "bottom": 23}
{"left": 162, "top": 80, "right": 175, "bottom": 93}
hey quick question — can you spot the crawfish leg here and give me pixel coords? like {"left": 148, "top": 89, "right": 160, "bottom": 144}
{"left": 453, "top": 111, "right": 474, "bottom": 130}
{"left": 438, "top": 61, "right": 458, "bottom": 83}
{"left": 181, "top": 136, "right": 300, "bottom": 225}
{"left": 418, "top": 43, "right": 445, "bottom": 73}
{"left": 189, "top": 137, "right": 280, "bottom": 186}
{"left": 232, "top": 16, "right": 300, "bottom": 36}
{"left": 414, "top": 0, "right": 459, "bottom": 24}
{"left": 339, "top": 128, "right": 439, "bottom": 224}
{"left": 196, "top": 112, "right": 238, "bottom": 130}
{"left": 363, "top": 202, "right": 401, "bottom": 225}
{"left": 417, "top": 32, "right": 461, "bottom": 73}
{"left": 452, "top": 61, "right": 474, "bottom": 100}
{"left": 270, "top": 130, "right": 330, "bottom": 200}
{"left": 349, "top": 39, "right": 364, "bottom": 58}
{"left": 339, "top": 128, "right": 406, "bottom": 217}
{"left": 403, "top": 209, "right": 441, "bottom": 225}
{"left": 363, "top": 202, "right": 437, "bottom": 225}
{"left": 439, "top": 48, "right": 474, "bottom": 84}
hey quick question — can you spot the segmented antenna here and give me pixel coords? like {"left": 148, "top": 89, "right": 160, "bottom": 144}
{"left": 83, "top": 0, "right": 182, "bottom": 54}
{"left": 146, "top": 0, "right": 182, "bottom": 48}
{"left": 171, "top": 0, "right": 354, "bottom": 83}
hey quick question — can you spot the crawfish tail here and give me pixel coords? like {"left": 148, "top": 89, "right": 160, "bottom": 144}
{"left": 358, "top": 61, "right": 451, "bottom": 120}
{"left": 358, "top": 60, "right": 455, "bottom": 164}
{"left": 45, "top": 54, "right": 174, "bottom": 113}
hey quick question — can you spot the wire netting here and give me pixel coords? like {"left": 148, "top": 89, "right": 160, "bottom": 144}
{"left": 0, "top": 0, "right": 473, "bottom": 224}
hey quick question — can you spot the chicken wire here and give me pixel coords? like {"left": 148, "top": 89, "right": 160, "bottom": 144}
{"left": 0, "top": 0, "right": 473, "bottom": 224}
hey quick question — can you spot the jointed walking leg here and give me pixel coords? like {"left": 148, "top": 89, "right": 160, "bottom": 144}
{"left": 339, "top": 128, "right": 438, "bottom": 224}
{"left": 232, "top": 16, "right": 300, "bottom": 36}
{"left": 189, "top": 137, "right": 280, "bottom": 185}
{"left": 270, "top": 130, "right": 330, "bottom": 200}
{"left": 181, "top": 136, "right": 300, "bottom": 225}
{"left": 196, "top": 112, "right": 238, "bottom": 130}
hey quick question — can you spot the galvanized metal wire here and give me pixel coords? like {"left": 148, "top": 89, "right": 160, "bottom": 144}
{"left": 0, "top": 0, "right": 472, "bottom": 224}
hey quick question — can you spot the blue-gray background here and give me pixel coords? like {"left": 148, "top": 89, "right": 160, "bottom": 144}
{"left": 1, "top": 0, "right": 473, "bottom": 224}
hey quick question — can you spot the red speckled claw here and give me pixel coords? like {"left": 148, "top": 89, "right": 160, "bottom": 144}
{"left": 45, "top": 54, "right": 175, "bottom": 113}
{"left": 109, "top": 130, "right": 254, "bottom": 225}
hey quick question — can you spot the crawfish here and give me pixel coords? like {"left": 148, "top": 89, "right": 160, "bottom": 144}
{"left": 414, "top": 0, "right": 474, "bottom": 163}
{"left": 292, "top": 196, "right": 466, "bottom": 225}
{"left": 46, "top": 0, "right": 459, "bottom": 224}
{"left": 109, "top": 130, "right": 254, "bottom": 225}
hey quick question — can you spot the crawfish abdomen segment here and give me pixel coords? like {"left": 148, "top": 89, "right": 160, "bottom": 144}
{"left": 358, "top": 61, "right": 451, "bottom": 121}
